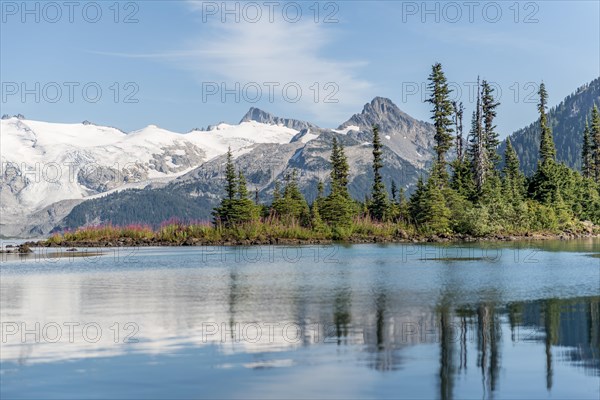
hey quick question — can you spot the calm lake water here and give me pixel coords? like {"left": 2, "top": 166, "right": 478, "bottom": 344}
{"left": 1, "top": 240, "right": 599, "bottom": 399}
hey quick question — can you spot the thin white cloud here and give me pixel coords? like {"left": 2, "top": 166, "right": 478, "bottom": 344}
{"left": 179, "top": 11, "right": 372, "bottom": 125}
{"left": 92, "top": 2, "right": 373, "bottom": 125}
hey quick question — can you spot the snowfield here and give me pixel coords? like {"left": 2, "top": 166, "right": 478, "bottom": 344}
{"left": 0, "top": 117, "right": 298, "bottom": 236}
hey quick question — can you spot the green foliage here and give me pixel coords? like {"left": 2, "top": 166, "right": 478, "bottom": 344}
{"left": 321, "top": 137, "right": 356, "bottom": 227}
{"left": 426, "top": 62, "right": 454, "bottom": 179}
{"left": 225, "top": 147, "right": 237, "bottom": 200}
{"left": 369, "top": 125, "right": 389, "bottom": 221}
{"left": 451, "top": 158, "right": 476, "bottom": 200}
{"left": 330, "top": 136, "right": 350, "bottom": 194}
{"left": 271, "top": 170, "right": 310, "bottom": 225}
{"left": 592, "top": 105, "right": 600, "bottom": 183}
{"left": 538, "top": 83, "right": 557, "bottom": 166}
{"left": 582, "top": 119, "right": 593, "bottom": 179}
{"left": 412, "top": 170, "right": 451, "bottom": 234}
{"left": 502, "top": 138, "right": 526, "bottom": 202}
{"left": 58, "top": 188, "right": 212, "bottom": 231}
{"left": 481, "top": 80, "right": 501, "bottom": 169}
{"left": 213, "top": 151, "right": 259, "bottom": 227}
{"left": 499, "top": 78, "right": 599, "bottom": 175}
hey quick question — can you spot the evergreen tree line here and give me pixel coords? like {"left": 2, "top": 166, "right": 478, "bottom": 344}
{"left": 213, "top": 64, "right": 600, "bottom": 238}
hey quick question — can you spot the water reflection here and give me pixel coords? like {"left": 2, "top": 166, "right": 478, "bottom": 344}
{"left": 1, "top": 241, "right": 599, "bottom": 399}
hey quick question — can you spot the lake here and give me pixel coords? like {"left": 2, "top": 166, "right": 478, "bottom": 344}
{"left": 1, "top": 239, "right": 599, "bottom": 399}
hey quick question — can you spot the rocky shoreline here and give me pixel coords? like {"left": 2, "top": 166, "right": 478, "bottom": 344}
{"left": 0, "top": 244, "right": 33, "bottom": 254}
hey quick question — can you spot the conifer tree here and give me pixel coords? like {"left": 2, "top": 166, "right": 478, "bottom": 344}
{"left": 391, "top": 180, "right": 398, "bottom": 204}
{"left": 409, "top": 176, "right": 426, "bottom": 225}
{"left": 369, "top": 125, "right": 388, "bottom": 221}
{"left": 469, "top": 78, "right": 487, "bottom": 194}
{"left": 212, "top": 147, "right": 238, "bottom": 226}
{"left": 322, "top": 137, "right": 355, "bottom": 227}
{"left": 450, "top": 100, "right": 473, "bottom": 199}
{"left": 419, "top": 170, "right": 451, "bottom": 233}
{"left": 582, "top": 118, "right": 592, "bottom": 179}
{"left": 481, "top": 80, "right": 501, "bottom": 170}
{"left": 234, "top": 170, "right": 259, "bottom": 223}
{"left": 426, "top": 63, "right": 454, "bottom": 181}
{"left": 538, "top": 82, "right": 556, "bottom": 166}
{"left": 273, "top": 180, "right": 281, "bottom": 203}
{"left": 452, "top": 101, "right": 465, "bottom": 161}
{"left": 591, "top": 105, "right": 600, "bottom": 183}
{"left": 397, "top": 186, "right": 410, "bottom": 224}
{"left": 237, "top": 170, "right": 248, "bottom": 199}
{"left": 272, "top": 170, "right": 310, "bottom": 224}
{"left": 225, "top": 147, "right": 236, "bottom": 200}
{"left": 212, "top": 152, "right": 258, "bottom": 226}
{"left": 330, "top": 136, "right": 350, "bottom": 194}
{"left": 530, "top": 83, "right": 560, "bottom": 204}
{"left": 502, "top": 138, "right": 525, "bottom": 201}
{"left": 317, "top": 179, "right": 325, "bottom": 198}
{"left": 310, "top": 179, "right": 326, "bottom": 231}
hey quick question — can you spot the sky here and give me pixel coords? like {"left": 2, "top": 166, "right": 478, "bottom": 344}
{"left": 1, "top": 0, "right": 599, "bottom": 137}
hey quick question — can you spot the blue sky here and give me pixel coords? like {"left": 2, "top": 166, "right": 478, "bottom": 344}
{"left": 1, "top": 1, "right": 599, "bottom": 137}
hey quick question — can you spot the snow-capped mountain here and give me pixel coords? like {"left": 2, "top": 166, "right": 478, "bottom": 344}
{"left": 0, "top": 117, "right": 298, "bottom": 237}
{"left": 1, "top": 98, "right": 438, "bottom": 237}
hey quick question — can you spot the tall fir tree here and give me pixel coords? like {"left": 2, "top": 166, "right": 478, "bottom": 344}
{"left": 591, "top": 105, "right": 600, "bottom": 183}
{"left": 538, "top": 82, "right": 556, "bottom": 166}
{"left": 369, "top": 125, "right": 389, "bottom": 221}
{"left": 452, "top": 101, "right": 465, "bottom": 161}
{"left": 481, "top": 80, "right": 501, "bottom": 170}
{"left": 469, "top": 78, "right": 488, "bottom": 194}
{"left": 426, "top": 63, "right": 454, "bottom": 182}
{"left": 450, "top": 100, "right": 473, "bottom": 198}
{"left": 581, "top": 118, "right": 593, "bottom": 179}
{"left": 322, "top": 137, "right": 355, "bottom": 227}
{"left": 212, "top": 153, "right": 258, "bottom": 226}
{"left": 330, "top": 136, "right": 350, "bottom": 195}
{"left": 530, "top": 83, "right": 560, "bottom": 204}
{"left": 225, "top": 147, "right": 236, "bottom": 200}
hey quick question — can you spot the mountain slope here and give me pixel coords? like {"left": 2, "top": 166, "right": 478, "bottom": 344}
{"left": 0, "top": 118, "right": 298, "bottom": 237}
{"left": 499, "top": 78, "right": 600, "bottom": 175}
{"left": 56, "top": 130, "right": 426, "bottom": 230}
{"left": 338, "top": 97, "right": 435, "bottom": 169}
{"left": 55, "top": 100, "right": 434, "bottom": 231}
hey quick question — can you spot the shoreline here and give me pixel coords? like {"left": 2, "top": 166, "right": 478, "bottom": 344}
{"left": 15, "top": 231, "right": 600, "bottom": 250}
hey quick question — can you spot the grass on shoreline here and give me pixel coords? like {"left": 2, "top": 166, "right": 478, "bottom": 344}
{"left": 44, "top": 217, "right": 599, "bottom": 246}
{"left": 46, "top": 218, "right": 408, "bottom": 245}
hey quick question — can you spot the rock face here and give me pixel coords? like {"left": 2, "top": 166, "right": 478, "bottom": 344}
{"left": 339, "top": 97, "right": 435, "bottom": 169}
{"left": 240, "top": 107, "right": 318, "bottom": 132}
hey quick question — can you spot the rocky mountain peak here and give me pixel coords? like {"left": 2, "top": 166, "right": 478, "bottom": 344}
{"left": 339, "top": 97, "right": 417, "bottom": 131}
{"left": 240, "top": 107, "right": 318, "bottom": 131}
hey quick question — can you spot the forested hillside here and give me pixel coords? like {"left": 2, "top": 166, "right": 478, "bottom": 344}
{"left": 499, "top": 78, "right": 600, "bottom": 175}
